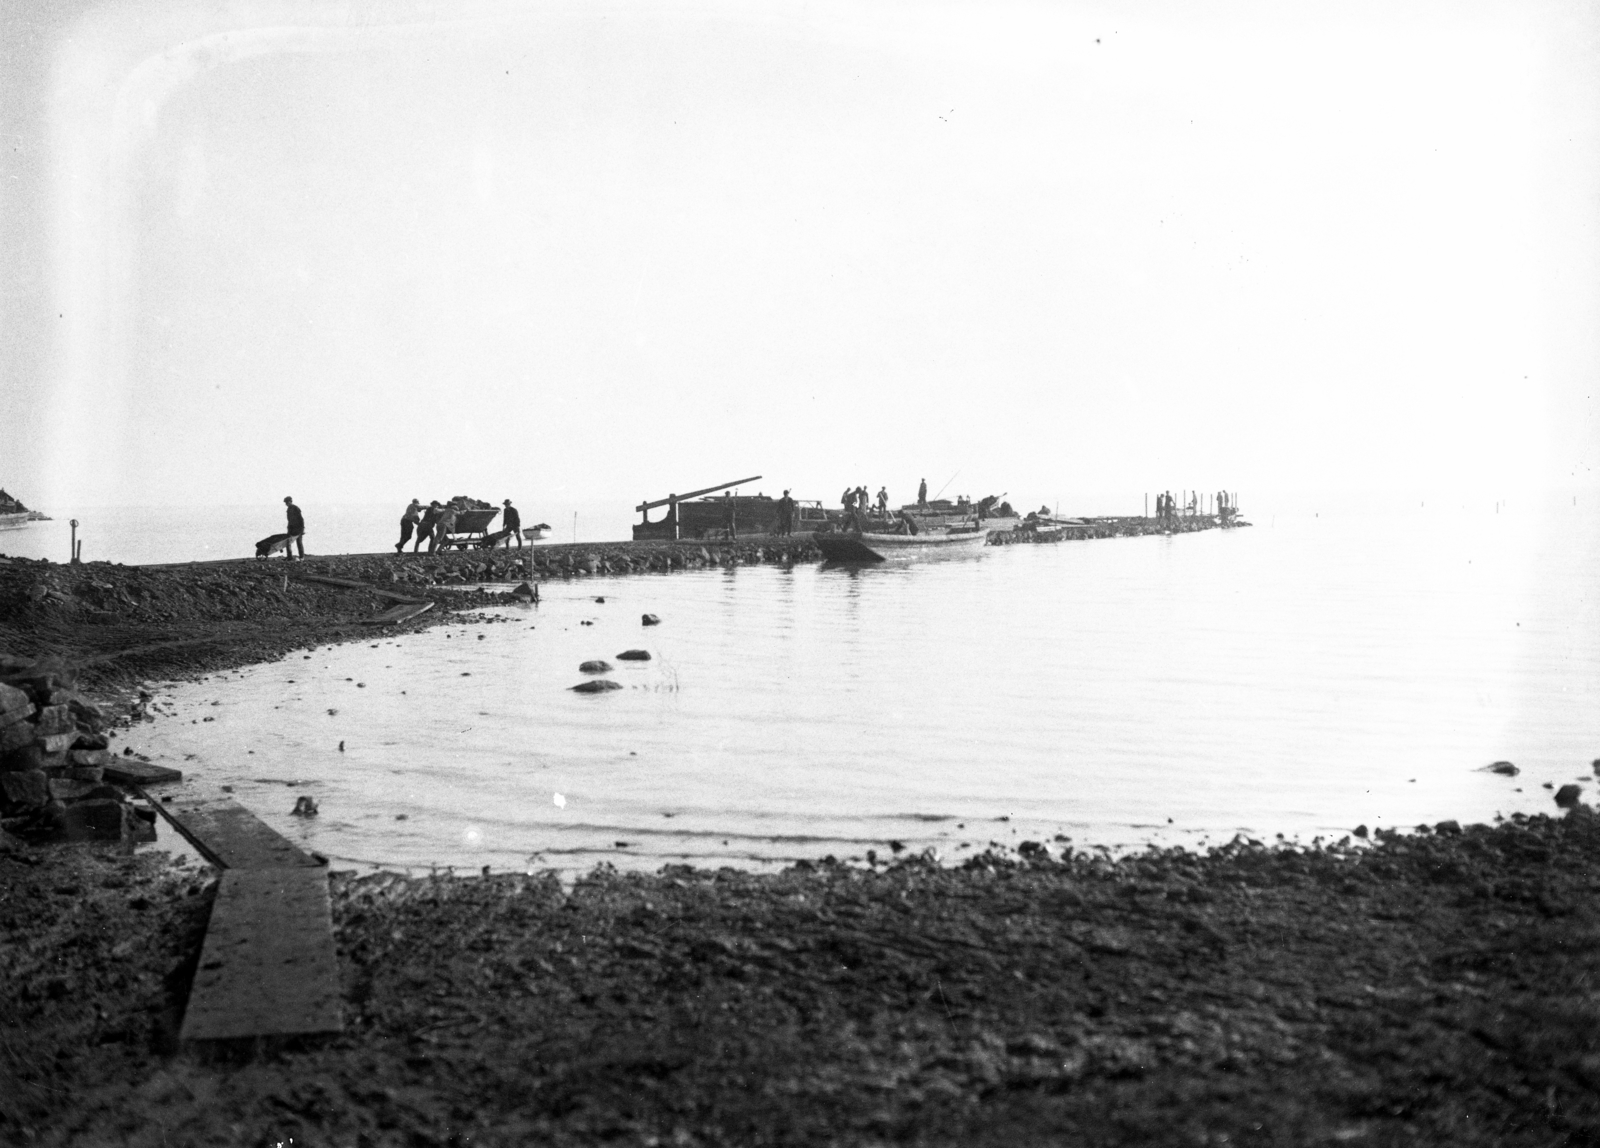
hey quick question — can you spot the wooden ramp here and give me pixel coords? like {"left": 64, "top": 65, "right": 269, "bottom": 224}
{"left": 294, "top": 573, "right": 428, "bottom": 604}
{"left": 362, "top": 600, "right": 434, "bottom": 626}
{"left": 180, "top": 867, "right": 342, "bottom": 1042}
{"left": 147, "top": 786, "right": 343, "bottom": 1045}
{"left": 147, "top": 789, "right": 322, "bottom": 870}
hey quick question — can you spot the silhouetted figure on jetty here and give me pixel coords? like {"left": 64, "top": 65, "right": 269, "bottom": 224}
{"left": 501, "top": 500, "right": 523, "bottom": 547}
{"left": 415, "top": 501, "right": 441, "bottom": 552}
{"left": 396, "top": 499, "right": 420, "bottom": 553}
{"left": 283, "top": 497, "right": 305, "bottom": 560}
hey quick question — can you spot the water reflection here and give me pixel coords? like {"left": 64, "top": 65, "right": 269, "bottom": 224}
{"left": 131, "top": 503, "right": 1600, "bottom": 874}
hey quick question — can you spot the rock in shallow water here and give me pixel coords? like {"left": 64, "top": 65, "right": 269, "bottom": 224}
{"left": 616, "top": 649, "right": 651, "bottom": 662}
{"left": 1555, "top": 784, "right": 1583, "bottom": 809}
{"left": 578, "top": 660, "right": 613, "bottom": 674}
{"left": 571, "top": 679, "right": 623, "bottom": 694}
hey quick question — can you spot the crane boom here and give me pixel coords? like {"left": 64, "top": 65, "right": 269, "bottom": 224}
{"left": 636, "top": 475, "right": 763, "bottom": 513}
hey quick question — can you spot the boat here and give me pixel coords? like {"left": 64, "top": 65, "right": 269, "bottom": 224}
{"left": 0, "top": 488, "right": 49, "bottom": 529}
{"left": 812, "top": 526, "right": 990, "bottom": 563}
{"left": 522, "top": 524, "right": 551, "bottom": 542}
{"left": 896, "top": 497, "right": 1018, "bottom": 538}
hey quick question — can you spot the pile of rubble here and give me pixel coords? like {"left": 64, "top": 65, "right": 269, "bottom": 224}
{"left": 0, "top": 655, "right": 153, "bottom": 843}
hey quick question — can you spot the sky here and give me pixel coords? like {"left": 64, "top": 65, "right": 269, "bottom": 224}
{"left": 2, "top": 0, "right": 1597, "bottom": 519}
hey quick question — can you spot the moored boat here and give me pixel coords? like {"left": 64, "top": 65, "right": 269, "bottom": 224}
{"left": 0, "top": 488, "right": 49, "bottom": 528}
{"left": 812, "top": 526, "right": 989, "bottom": 563}
{"left": 896, "top": 497, "right": 1018, "bottom": 538}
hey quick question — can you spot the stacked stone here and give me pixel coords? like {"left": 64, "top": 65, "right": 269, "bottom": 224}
{"left": 0, "top": 657, "right": 151, "bottom": 843}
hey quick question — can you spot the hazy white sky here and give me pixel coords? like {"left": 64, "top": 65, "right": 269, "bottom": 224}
{"left": 3, "top": 0, "right": 1597, "bottom": 515}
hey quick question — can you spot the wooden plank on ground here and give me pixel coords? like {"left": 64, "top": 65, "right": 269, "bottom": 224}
{"left": 147, "top": 789, "right": 320, "bottom": 870}
{"left": 180, "top": 867, "right": 343, "bottom": 1043}
{"left": 363, "top": 601, "right": 435, "bottom": 626}
{"left": 102, "top": 758, "right": 183, "bottom": 786}
{"left": 294, "top": 573, "right": 428, "bottom": 604}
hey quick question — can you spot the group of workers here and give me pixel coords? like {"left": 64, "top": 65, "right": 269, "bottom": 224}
{"left": 266, "top": 495, "right": 526, "bottom": 560}
{"left": 1154, "top": 490, "right": 1239, "bottom": 526}
{"left": 841, "top": 485, "right": 892, "bottom": 517}
{"left": 396, "top": 497, "right": 523, "bottom": 553}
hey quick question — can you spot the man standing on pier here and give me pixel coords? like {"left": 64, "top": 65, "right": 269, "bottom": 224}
{"left": 917, "top": 478, "right": 928, "bottom": 507}
{"left": 283, "top": 496, "right": 305, "bottom": 560}
{"left": 501, "top": 499, "right": 523, "bottom": 547}
{"left": 773, "top": 490, "right": 795, "bottom": 535}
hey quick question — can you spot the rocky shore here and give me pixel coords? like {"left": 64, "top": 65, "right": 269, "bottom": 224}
{"left": 3, "top": 810, "right": 1598, "bottom": 1145}
{"left": 19, "top": 515, "right": 1591, "bottom": 1147}
{"left": 0, "top": 537, "right": 824, "bottom": 695}
{"left": 0, "top": 657, "right": 159, "bottom": 845}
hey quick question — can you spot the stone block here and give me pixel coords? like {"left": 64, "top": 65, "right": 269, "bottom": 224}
{"left": 70, "top": 749, "right": 113, "bottom": 768}
{"left": 48, "top": 777, "right": 99, "bottom": 802}
{"left": 38, "top": 732, "right": 76, "bottom": 754}
{"left": 69, "top": 699, "right": 109, "bottom": 732}
{"left": 0, "top": 721, "right": 35, "bottom": 754}
{"left": 34, "top": 705, "right": 73, "bottom": 737}
{"left": 3, "top": 745, "right": 68, "bottom": 774}
{"left": 72, "top": 732, "right": 109, "bottom": 751}
{"left": 54, "top": 799, "right": 135, "bottom": 843}
{"left": 0, "top": 770, "right": 49, "bottom": 810}
{"left": 0, "top": 682, "right": 32, "bottom": 725}
{"left": 60, "top": 766, "right": 104, "bottom": 783}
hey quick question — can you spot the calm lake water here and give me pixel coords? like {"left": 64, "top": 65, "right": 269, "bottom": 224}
{"left": 110, "top": 497, "right": 1600, "bottom": 874}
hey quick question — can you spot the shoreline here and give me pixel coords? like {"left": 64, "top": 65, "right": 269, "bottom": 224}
{"left": 3, "top": 812, "right": 1596, "bottom": 1144}
{"left": 0, "top": 516, "right": 1227, "bottom": 693}
{"left": 13, "top": 517, "right": 1591, "bottom": 1142}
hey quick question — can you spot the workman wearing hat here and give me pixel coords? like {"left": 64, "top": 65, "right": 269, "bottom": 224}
{"left": 501, "top": 499, "right": 523, "bottom": 547}
{"left": 282, "top": 496, "right": 305, "bottom": 560}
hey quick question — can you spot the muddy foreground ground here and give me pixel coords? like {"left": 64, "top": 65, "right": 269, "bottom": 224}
{"left": 4, "top": 815, "right": 1599, "bottom": 1147}
{"left": 2, "top": 546, "right": 1599, "bottom": 1146}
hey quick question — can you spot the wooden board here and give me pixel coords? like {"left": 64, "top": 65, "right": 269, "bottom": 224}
{"left": 180, "top": 867, "right": 342, "bottom": 1043}
{"left": 363, "top": 601, "right": 435, "bottom": 626}
{"left": 147, "top": 789, "right": 321, "bottom": 870}
{"left": 294, "top": 573, "right": 428, "bottom": 604}
{"left": 102, "top": 759, "right": 183, "bottom": 786}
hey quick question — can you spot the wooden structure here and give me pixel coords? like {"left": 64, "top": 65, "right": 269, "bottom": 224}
{"left": 634, "top": 475, "right": 821, "bottom": 541}
{"left": 143, "top": 787, "right": 343, "bottom": 1045}
{"left": 180, "top": 868, "right": 341, "bottom": 1043}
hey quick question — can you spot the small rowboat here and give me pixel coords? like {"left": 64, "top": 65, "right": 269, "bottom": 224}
{"left": 812, "top": 527, "right": 989, "bottom": 563}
